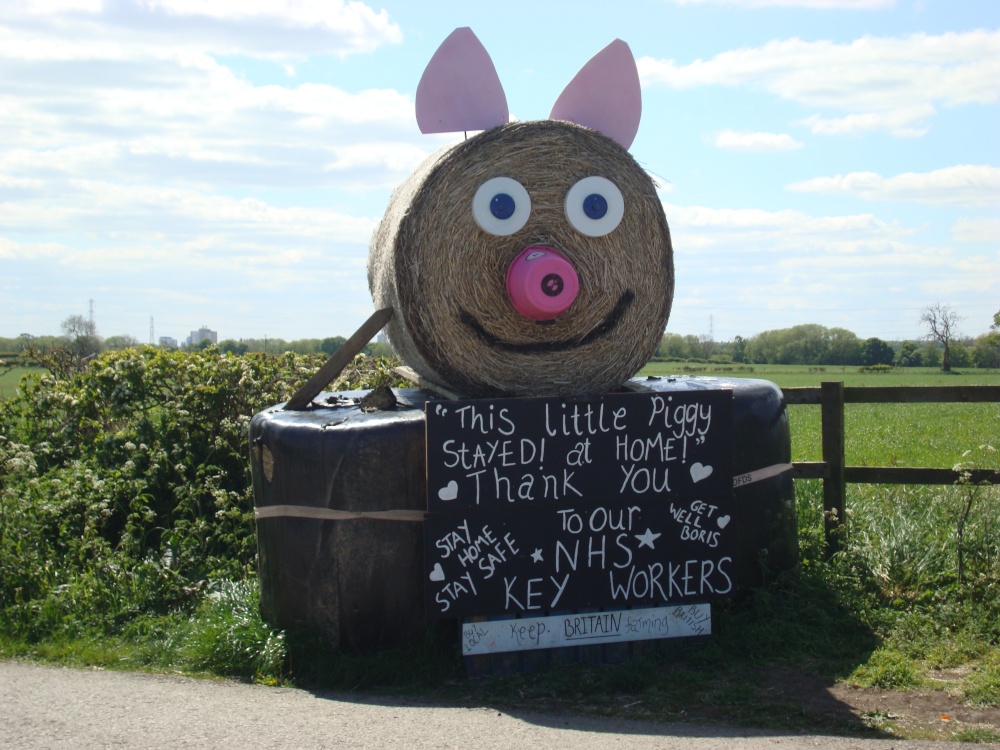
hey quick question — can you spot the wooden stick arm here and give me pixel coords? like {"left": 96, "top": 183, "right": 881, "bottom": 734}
{"left": 283, "top": 307, "right": 394, "bottom": 410}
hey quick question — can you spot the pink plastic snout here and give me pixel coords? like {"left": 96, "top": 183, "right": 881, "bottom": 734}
{"left": 506, "top": 246, "right": 579, "bottom": 321}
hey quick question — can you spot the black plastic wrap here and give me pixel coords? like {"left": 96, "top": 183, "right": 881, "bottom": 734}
{"left": 249, "top": 377, "right": 795, "bottom": 651}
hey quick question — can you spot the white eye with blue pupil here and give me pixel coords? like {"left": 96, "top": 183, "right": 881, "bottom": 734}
{"left": 565, "top": 176, "right": 624, "bottom": 237}
{"left": 472, "top": 177, "right": 531, "bottom": 236}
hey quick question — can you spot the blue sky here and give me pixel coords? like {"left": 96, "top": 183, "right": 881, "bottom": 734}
{"left": 1, "top": 0, "right": 997, "bottom": 345}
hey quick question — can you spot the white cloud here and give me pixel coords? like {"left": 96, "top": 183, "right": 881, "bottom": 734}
{"left": 324, "top": 143, "right": 433, "bottom": 186}
{"left": 709, "top": 130, "right": 803, "bottom": 152}
{"left": 0, "top": 174, "right": 44, "bottom": 190}
{"left": 0, "top": 2, "right": 426, "bottom": 340}
{"left": 0, "top": 45, "right": 425, "bottom": 189}
{"left": 0, "top": 180, "right": 373, "bottom": 340}
{"left": 795, "top": 105, "right": 935, "bottom": 137}
{"left": 0, "top": 0, "right": 421, "bottom": 191}
{"left": 665, "top": 202, "right": 915, "bottom": 252}
{"left": 661, "top": 201, "right": 996, "bottom": 339}
{"left": 0, "top": 179, "right": 376, "bottom": 247}
{"left": 8, "top": 0, "right": 402, "bottom": 59}
{"left": 0, "top": 237, "right": 67, "bottom": 261}
{"left": 638, "top": 30, "right": 1000, "bottom": 136}
{"left": 0, "top": 176, "right": 379, "bottom": 320}
{"left": 952, "top": 217, "right": 1000, "bottom": 244}
{"left": 787, "top": 165, "right": 1000, "bottom": 207}
{"left": 142, "top": 0, "right": 397, "bottom": 33}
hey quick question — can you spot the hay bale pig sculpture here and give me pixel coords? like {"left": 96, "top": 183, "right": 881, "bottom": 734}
{"left": 369, "top": 28, "right": 673, "bottom": 398}
{"left": 252, "top": 34, "right": 798, "bottom": 652}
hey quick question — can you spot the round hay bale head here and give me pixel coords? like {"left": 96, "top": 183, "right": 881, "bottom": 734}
{"left": 369, "top": 120, "right": 673, "bottom": 398}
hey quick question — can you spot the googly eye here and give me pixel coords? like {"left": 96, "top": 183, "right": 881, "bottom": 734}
{"left": 472, "top": 177, "right": 531, "bottom": 236}
{"left": 564, "top": 176, "right": 624, "bottom": 237}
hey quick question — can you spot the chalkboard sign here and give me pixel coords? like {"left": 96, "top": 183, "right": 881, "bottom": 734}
{"left": 425, "top": 390, "right": 733, "bottom": 620}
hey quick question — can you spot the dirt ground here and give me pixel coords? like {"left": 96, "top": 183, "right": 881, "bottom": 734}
{"left": 724, "top": 668, "right": 1000, "bottom": 741}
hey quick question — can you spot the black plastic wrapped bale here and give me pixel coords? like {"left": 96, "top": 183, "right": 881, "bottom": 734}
{"left": 642, "top": 376, "right": 798, "bottom": 585}
{"left": 249, "top": 388, "right": 440, "bottom": 651}
{"left": 249, "top": 376, "right": 795, "bottom": 652}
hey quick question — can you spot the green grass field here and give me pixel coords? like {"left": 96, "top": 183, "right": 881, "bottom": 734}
{"left": 0, "top": 366, "right": 40, "bottom": 400}
{"left": 640, "top": 363, "right": 1000, "bottom": 468}
{"left": 641, "top": 361, "right": 1000, "bottom": 388}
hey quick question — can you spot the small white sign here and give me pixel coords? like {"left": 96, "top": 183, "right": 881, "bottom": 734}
{"left": 461, "top": 603, "right": 711, "bottom": 656}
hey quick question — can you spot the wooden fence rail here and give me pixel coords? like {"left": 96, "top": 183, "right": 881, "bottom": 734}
{"left": 782, "top": 383, "right": 1000, "bottom": 556}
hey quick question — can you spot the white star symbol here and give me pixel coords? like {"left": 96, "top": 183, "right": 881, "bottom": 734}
{"left": 635, "top": 528, "right": 661, "bottom": 549}
{"left": 530, "top": 548, "right": 544, "bottom": 563}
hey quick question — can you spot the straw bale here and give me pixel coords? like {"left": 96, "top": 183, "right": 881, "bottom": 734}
{"left": 368, "top": 120, "right": 673, "bottom": 398}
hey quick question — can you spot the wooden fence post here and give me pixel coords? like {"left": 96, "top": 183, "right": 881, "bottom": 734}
{"left": 821, "top": 381, "right": 846, "bottom": 556}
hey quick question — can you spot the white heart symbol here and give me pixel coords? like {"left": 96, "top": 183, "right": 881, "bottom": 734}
{"left": 690, "top": 463, "right": 713, "bottom": 483}
{"left": 429, "top": 562, "right": 446, "bottom": 582}
{"left": 717, "top": 515, "right": 731, "bottom": 529}
{"left": 437, "top": 480, "right": 458, "bottom": 501}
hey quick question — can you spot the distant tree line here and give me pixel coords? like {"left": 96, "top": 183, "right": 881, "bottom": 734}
{"left": 6, "top": 307, "right": 999, "bottom": 372}
{"left": 656, "top": 308, "right": 1000, "bottom": 369}
{"left": 212, "top": 336, "right": 393, "bottom": 359}
{"left": 1, "top": 327, "right": 394, "bottom": 365}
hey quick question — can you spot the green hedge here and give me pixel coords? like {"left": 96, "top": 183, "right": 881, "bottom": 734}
{"left": 0, "top": 346, "right": 401, "bottom": 641}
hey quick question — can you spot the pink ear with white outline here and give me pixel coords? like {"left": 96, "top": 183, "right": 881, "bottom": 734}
{"left": 549, "top": 39, "right": 642, "bottom": 149}
{"left": 416, "top": 27, "right": 509, "bottom": 134}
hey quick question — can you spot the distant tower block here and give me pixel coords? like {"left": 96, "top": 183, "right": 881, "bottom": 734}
{"left": 189, "top": 326, "right": 218, "bottom": 346}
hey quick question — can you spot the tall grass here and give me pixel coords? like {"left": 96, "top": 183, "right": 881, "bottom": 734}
{"left": 791, "top": 456, "right": 1000, "bottom": 699}
{"left": 181, "top": 580, "right": 287, "bottom": 682}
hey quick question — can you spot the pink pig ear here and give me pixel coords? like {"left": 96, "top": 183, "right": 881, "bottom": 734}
{"left": 416, "top": 27, "right": 509, "bottom": 134}
{"left": 550, "top": 39, "right": 642, "bottom": 149}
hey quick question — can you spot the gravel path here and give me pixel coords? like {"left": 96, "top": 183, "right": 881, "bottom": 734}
{"left": 2, "top": 661, "right": 995, "bottom": 749}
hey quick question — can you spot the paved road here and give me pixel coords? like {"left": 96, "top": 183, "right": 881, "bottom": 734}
{"left": 2, "top": 661, "right": 995, "bottom": 749}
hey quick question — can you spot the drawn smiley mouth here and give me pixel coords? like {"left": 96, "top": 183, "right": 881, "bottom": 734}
{"left": 458, "top": 290, "right": 635, "bottom": 354}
